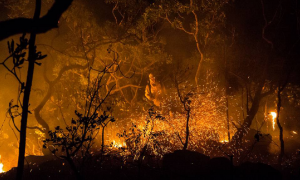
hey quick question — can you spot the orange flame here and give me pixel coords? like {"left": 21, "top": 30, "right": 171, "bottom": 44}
{"left": 270, "top": 112, "right": 277, "bottom": 131}
{"left": 0, "top": 155, "right": 4, "bottom": 173}
{"left": 112, "top": 140, "right": 126, "bottom": 148}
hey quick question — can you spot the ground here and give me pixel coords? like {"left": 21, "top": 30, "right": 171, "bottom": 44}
{"left": 1, "top": 150, "right": 299, "bottom": 180}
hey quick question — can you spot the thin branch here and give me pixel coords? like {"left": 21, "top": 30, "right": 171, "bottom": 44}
{"left": 110, "top": 84, "right": 142, "bottom": 94}
{"left": 27, "top": 126, "right": 44, "bottom": 133}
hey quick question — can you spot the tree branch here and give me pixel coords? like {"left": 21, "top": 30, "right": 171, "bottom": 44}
{"left": 0, "top": 0, "right": 73, "bottom": 41}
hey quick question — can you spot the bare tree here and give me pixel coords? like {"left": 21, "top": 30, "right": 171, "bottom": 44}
{"left": 147, "top": 0, "right": 228, "bottom": 85}
{"left": 173, "top": 68, "right": 195, "bottom": 150}
{"left": 0, "top": 1, "right": 73, "bottom": 179}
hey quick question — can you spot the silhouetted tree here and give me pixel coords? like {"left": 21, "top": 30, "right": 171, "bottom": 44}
{"left": 174, "top": 68, "right": 194, "bottom": 150}
{"left": 145, "top": 0, "right": 229, "bottom": 85}
{"left": 0, "top": 0, "right": 73, "bottom": 179}
{"left": 117, "top": 107, "right": 165, "bottom": 178}
{"left": 44, "top": 63, "right": 116, "bottom": 180}
{"left": 2, "top": 30, "right": 47, "bottom": 180}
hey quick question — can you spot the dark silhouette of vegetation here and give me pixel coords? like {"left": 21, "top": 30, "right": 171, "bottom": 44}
{"left": 118, "top": 107, "right": 165, "bottom": 178}
{"left": 43, "top": 64, "right": 116, "bottom": 180}
{"left": 174, "top": 69, "right": 194, "bottom": 151}
{"left": 0, "top": 0, "right": 73, "bottom": 179}
{"left": 1, "top": 30, "right": 47, "bottom": 180}
{"left": 100, "top": 110, "right": 115, "bottom": 154}
{"left": 276, "top": 67, "right": 292, "bottom": 164}
{"left": 0, "top": 0, "right": 73, "bottom": 41}
{"left": 34, "top": 58, "right": 89, "bottom": 155}
{"left": 146, "top": 0, "right": 229, "bottom": 85}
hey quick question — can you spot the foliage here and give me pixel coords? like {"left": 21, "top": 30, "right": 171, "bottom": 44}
{"left": 44, "top": 109, "right": 115, "bottom": 155}
{"left": 43, "top": 63, "right": 117, "bottom": 179}
{"left": 117, "top": 107, "right": 167, "bottom": 160}
{"left": 1, "top": 33, "right": 46, "bottom": 137}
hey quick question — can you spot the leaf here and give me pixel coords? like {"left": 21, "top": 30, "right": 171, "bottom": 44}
{"left": 11, "top": 40, "right": 14, "bottom": 52}
{"left": 7, "top": 41, "right": 11, "bottom": 53}
{"left": 39, "top": 54, "right": 47, "bottom": 60}
{"left": 35, "top": 62, "right": 42, "bottom": 66}
{"left": 19, "top": 58, "right": 25, "bottom": 65}
{"left": 19, "top": 52, "right": 26, "bottom": 57}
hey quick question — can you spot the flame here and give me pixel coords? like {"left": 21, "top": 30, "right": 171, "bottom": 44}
{"left": 270, "top": 112, "right": 277, "bottom": 131}
{"left": 112, "top": 140, "right": 126, "bottom": 148}
{"left": 219, "top": 140, "right": 229, "bottom": 143}
{"left": 0, "top": 155, "right": 4, "bottom": 173}
{"left": 0, "top": 163, "right": 4, "bottom": 173}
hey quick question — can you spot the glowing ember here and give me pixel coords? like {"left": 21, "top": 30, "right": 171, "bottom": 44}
{"left": 292, "top": 131, "right": 297, "bottom": 135}
{"left": 219, "top": 140, "right": 229, "bottom": 143}
{"left": 270, "top": 112, "right": 277, "bottom": 131}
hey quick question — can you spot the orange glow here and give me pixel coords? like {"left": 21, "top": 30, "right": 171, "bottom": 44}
{"left": 219, "top": 140, "right": 229, "bottom": 143}
{"left": 112, "top": 140, "right": 126, "bottom": 148}
{"left": 0, "top": 163, "right": 4, "bottom": 173}
{"left": 0, "top": 155, "right": 4, "bottom": 173}
{"left": 270, "top": 112, "right": 277, "bottom": 131}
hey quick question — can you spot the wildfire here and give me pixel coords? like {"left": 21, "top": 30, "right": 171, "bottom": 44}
{"left": 270, "top": 112, "right": 277, "bottom": 131}
{"left": 219, "top": 140, "right": 229, "bottom": 143}
{"left": 0, "top": 163, "right": 4, "bottom": 173}
{"left": 0, "top": 155, "right": 4, "bottom": 173}
{"left": 112, "top": 140, "right": 126, "bottom": 148}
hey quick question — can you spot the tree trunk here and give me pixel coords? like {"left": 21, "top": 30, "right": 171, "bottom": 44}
{"left": 34, "top": 83, "right": 52, "bottom": 155}
{"left": 101, "top": 126, "right": 105, "bottom": 154}
{"left": 226, "top": 97, "right": 230, "bottom": 142}
{"left": 276, "top": 86, "right": 284, "bottom": 164}
{"left": 0, "top": 0, "right": 73, "bottom": 41}
{"left": 231, "top": 82, "right": 264, "bottom": 144}
{"left": 16, "top": 1, "right": 40, "bottom": 180}
{"left": 275, "top": 66, "right": 290, "bottom": 164}
{"left": 195, "top": 49, "right": 204, "bottom": 86}
{"left": 34, "top": 83, "right": 52, "bottom": 134}
{"left": 66, "top": 157, "right": 83, "bottom": 180}
{"left": 34, "top": 62, "right": 89, "bottom": 156}
{"left": 183, "top": 110, "right": 190, "bottom": 150}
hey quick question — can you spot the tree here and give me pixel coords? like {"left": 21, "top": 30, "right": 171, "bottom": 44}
{"left": 117, "top": 107, "right": 166, "bottom": 178}
{"left": 145, "top": 0, "right": 228, "bottom": 85}
{"left": 173, "top": 68, "right": 194, "bottom": 150}
{"left": 0, "top": 0, "right": 73, "bottom": 179}
{"left": 227, "top": 0, "right": 300, "bottom": 150}
{"left": 44, "top": 63, "right": 116, "bottom": 180}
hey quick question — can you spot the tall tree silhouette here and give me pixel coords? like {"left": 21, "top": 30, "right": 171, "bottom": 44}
{"left": 0, "top": 0, "right": 73, "bottom": 179}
